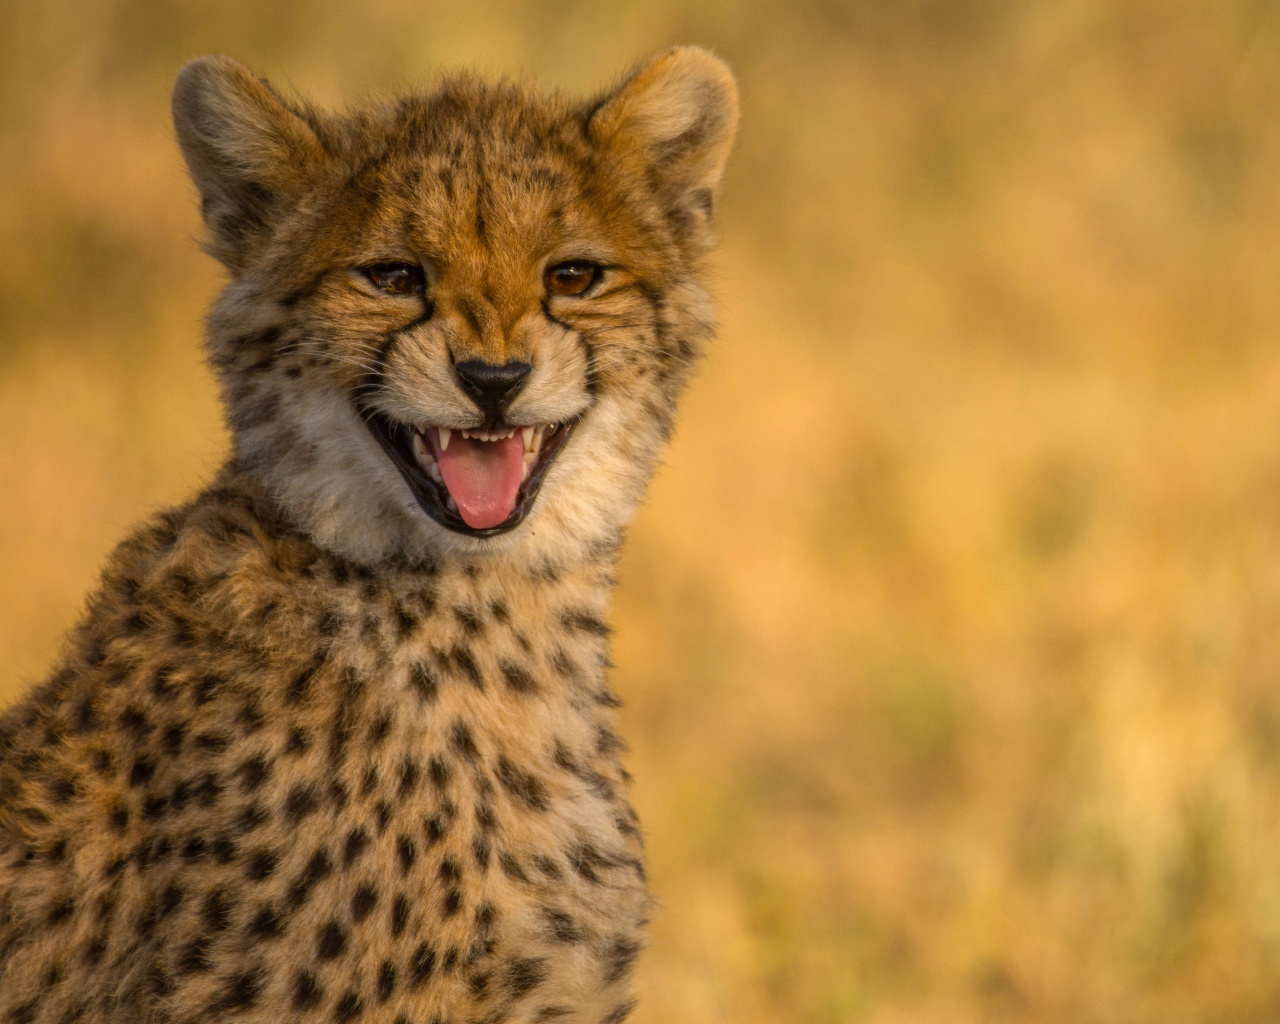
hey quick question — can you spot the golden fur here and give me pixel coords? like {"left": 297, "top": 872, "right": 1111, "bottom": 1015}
{"left": 0, "top": 48, "right": 736, "bottom": 1023}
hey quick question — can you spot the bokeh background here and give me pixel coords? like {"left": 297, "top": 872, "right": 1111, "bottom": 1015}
{"left": 5, "top": 1, "right": 1280, "bottom": 1021}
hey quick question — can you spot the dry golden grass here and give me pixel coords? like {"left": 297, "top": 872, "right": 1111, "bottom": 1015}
{"left": 5, "top": 1, "right": 1280, "bottom": 1020}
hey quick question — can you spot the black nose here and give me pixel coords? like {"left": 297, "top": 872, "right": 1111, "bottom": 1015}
{"left": 452, "top": 360, "right": 532, "bottom": 426}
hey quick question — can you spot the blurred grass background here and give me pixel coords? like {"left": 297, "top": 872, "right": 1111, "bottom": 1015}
{"left": 5, "top": 1, "right": 1280, "bottom": 1021}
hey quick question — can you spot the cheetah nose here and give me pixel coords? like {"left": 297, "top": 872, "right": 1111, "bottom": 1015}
{"left": 452, "top": 360, "right": 532, "bottom": 425}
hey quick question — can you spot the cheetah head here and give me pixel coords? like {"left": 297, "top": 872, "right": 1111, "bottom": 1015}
{"left": 172, "top": 49, "right": 737, "bottom": 566}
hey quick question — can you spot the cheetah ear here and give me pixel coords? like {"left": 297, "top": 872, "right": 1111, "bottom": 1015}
{"left": 172, "top": 55, "right": 324, "bottom": 271}
{"left": 588, "top": 46, "right": 739, "bottom": 227}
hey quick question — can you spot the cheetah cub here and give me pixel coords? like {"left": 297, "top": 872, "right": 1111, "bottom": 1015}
{"left": 0, "top": 48, "right": 737, "bottom": 1024}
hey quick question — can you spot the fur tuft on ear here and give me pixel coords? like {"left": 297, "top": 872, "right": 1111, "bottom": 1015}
{"left": 588, "top": 46, "right": 739, "bottom": 227}
{"left": 172, "top": 55, "right": 324, "bottom": 271}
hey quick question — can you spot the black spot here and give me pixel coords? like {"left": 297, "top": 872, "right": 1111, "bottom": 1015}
{"left": 368, "top": 712, "right": 392, "bottom": 747}
{"left": 245, "top": 847, "right": 278, "bottom": 881}
{"left": 343, "top": 828, "right": 369, "bottom": 866}
{"left": 82, "top": 934, "right": 107, "bottom": 966}
{"left": 542, "top": 907, "right": 582, "bottom": 943}
{"left": 377, "top": 961, "right": 396, "bottom": 1001}
{"left": 603, "top": 936, "right": 642, "bottom": 982}
{"left": 500, "top": 851, "right": 530, "bottom": 884}
{"left": 500, "top": 662, "right": 537, "bottom": 694}
{"left": 8, "top": 1001, "right": 37, "bottom": 1024}
{"left": 489, "top": 599, "right": 509, "bottom": 623}
{"left": 181, "top": 836, "right": 207, "bottom": 860}
{"left": 316, "top": 920, "right": 347, "bottom": 960}
{"left": 451, "top": 722, "right": 479, "bottom": 760}
{"left": 533, "top": 855, "right": 563, "bottom": 879}
{"left": 237, "top": 699, "right": 265, "bottom": 734}
{"left": 428, "top": 756, "right": 451, "bottom": 788}
{"left": 473, "top": 836, "right": 491, "bottom": 872}
{"left": 449, "top": 647, "right": 483, "bottom": 689}
{"left": 425, "top": 813, "right": 449, "bottom": 846}
{"left": 569, "top": 841, "right": 617, "bottom": 884}
{"left": 195, "top": 771, "right": 225, "bottom": 807}
{"left": 211, "top": 835, "right": 238, "bottom": 863}
{"left": 163, "top": 722, "right": 187, "bottom": 753}
{"left": 497, "top": 756, "right": 550, "bottom": 811}
{"left": 601, "top": 1000, "right": 637, "bottom": 1024}
{"left": 394, "top": 605, "right": 417, "bottom": 639}
{"left": 375, "top": 800, "right": 393, "bottom": 833}
{"left": 287, "top": 660, "right": 320, "bottom": 704}
{"left": 215, "top": 972, "right": 264, "bottom": 1013}
{"left": 397, "top": 835, "right": 417, "bottom": 874}
{"left": 47, "top": 895, "right": 75, "bottom": 925}
{"left": 236, "top": 755, "right": 271, "bottom": 792}
{"left": 285, "top": 727, "right": 310, "bottom": 755}
{"left": 236, "top": 802, "right": 267, "bottom": 832}
{"left": 391, "top": 894, "right": 410, "bottom": 938}
{"left": 334, "top": 991, "right": 364, "bottom": 1023}
{"left": 439, "top": 857, "right": 462, "bottom": 885}
{"left": 159, "top": 883, "right": 184, "bottom": 918}
{"left": 398, "top": 758, "right": 420, "bottom": 798}
{"left": 287, "top": 848, "right": 333, "bottom": 908}
{"left": 46, "top": 774, "right": 76, "bottom": 803}
{"left": 561, "top": 610, "right": 610, "bottom": 637}
{"left": 351, "top": 884, "right": 378, "bottom": 922}
{"left": 191, "top": 674, "right": 221, "bottom": 705}
{"left": 104, "top": 853, "right": 130, "bottom": 877}
{"left": 202, "top": 889, "right": 231, "bottom": 932}
{"left": 129, "top": 757, "right": 156, "bottom": 787}
{"left": 284, "top": 783, "right": 319, "bottom": 823}
{"left": 328, "top": 667, "right": 363, "bottom": 767}
{"left": 596, "top": 726, "right": 622, "bottom": 756}
{"left": 360, "top": 763, "right": 380, "bottom": 796}
{"left": 140, "top": 793, "right": 168, "bottom": 820}
{"left": 293, "top": 970, "right": 322, "bottom": 1009}
{"left": 409, "top": 662, "right": 438, "bottom": 704}
{"left": 453, "top": 606, "right": 482, "bottom": 634}
{"left": 329, "top": 779, "right": 349, "bottom": 810}
{"left": 151, "top": 665, "right": 177, "bottom": 700}
{"left": 410, "top": 943, "right": 437, "bottom": 987}
{"left": 475, "top": 802, "right": 498, "bottom": 832}
{"left": 72, "top": 697, "right": 99, "bottom": 735}
{"left": 247, "top": 903, "right": 284, "bottom": 940}
{"left": 442, "top": 888, "right": 462, "bottom": 918}
{"left": 508, "top": 957, "right": 550, "bottom": 998}
{"left": 109, "top": 804, "right": 129, "bottom": 831}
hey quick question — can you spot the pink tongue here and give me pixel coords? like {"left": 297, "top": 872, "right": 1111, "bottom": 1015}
{"left": 433, "top": 432, "right": 525, "bottom": 529}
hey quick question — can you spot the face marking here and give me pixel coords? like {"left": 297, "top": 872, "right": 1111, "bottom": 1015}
{"left": 174, "top": 48, "right": 737, "bottom": 564}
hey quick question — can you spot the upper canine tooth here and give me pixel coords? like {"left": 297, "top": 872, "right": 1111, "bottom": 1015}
{"left": 521, "top": 426, "right": 534, "bottom": 451}
{"left": 438, "top": 427, "right": 451, "bottom": 451}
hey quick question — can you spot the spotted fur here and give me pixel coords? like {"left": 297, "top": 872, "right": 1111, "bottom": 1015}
{"left": 0, "top": 48, "right": 736, "bottom": 1023}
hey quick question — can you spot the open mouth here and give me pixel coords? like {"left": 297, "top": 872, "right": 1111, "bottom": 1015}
{"left": 362, "top": 411, "right": 578, "bottom": 537}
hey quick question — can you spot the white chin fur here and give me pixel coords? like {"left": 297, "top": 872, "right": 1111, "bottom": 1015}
{"left": 236, "top": 383, "right": 662, "bottom": 569}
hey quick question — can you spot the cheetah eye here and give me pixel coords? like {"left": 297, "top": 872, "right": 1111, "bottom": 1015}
{"left": 544, "top": 261, "right": 602, "bottom": 298}
{"left": 362, "top": 262, "right": 425, "bottom": 296}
